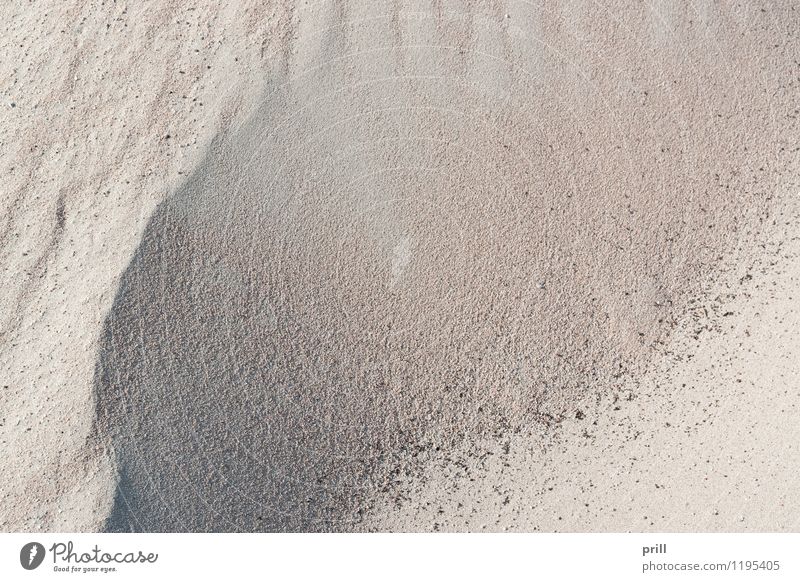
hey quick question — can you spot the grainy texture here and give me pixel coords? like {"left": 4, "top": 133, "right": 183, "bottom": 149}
{"left": 364, "top": 183, "right": 800, "bottom": 532}
{"left": 0, "top": 0, "right": 293, "bottom": 531}
{"left": 1, "top": 1, "right": 798, "bottom": 532}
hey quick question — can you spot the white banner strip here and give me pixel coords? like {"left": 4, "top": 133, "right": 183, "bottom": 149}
{"left": 1, "top": 533, "right": 796, "bottom": 581}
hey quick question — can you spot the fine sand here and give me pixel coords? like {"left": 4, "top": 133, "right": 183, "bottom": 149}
{"left": 1, "top": 1, "right": 798, "bottom": 532}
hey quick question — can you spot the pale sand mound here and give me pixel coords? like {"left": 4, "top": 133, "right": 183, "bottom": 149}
{"left": 94, "top": 3, "right": 797, "bottom": 531}
{"left": 2, "top": 2, "right": 798, "bottom": 532}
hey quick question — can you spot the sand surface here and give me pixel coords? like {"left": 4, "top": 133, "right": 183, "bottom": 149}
{"left": 1, "top": 1, "right": 798, "bottom": 532}
{"left": 364, "top": 187, "right": 800, "bottom": 532}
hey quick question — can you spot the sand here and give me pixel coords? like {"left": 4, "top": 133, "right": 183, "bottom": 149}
{"left": 364, "top": 185, "right": 800, "bottom": 532}
{"left": 1, "top": 1, "right": 799, "bottom": 532}
{"left": 0, "top": 0, "right": 291, "bottom": 530}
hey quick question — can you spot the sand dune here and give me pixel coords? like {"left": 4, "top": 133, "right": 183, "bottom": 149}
{"left": 2, "top": 1, "right": 799, "bottom": 532}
